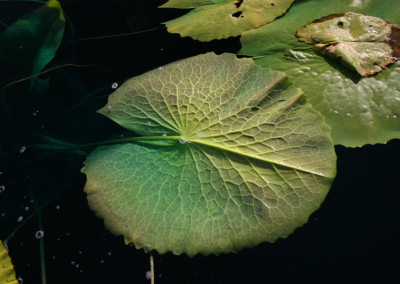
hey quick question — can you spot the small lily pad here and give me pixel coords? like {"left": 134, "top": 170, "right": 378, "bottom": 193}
{"left": 296, "top": 12, "right": 400, "bottom": 76}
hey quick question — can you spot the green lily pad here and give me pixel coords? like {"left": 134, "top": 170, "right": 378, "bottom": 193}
{"left": 81, "top": 53, "right": 336, "bottom": 256}
{"left": 0, "top": 0, "right": 65, "bottom": 75}
{"left": 238, "top": 0, "right": 400, "bottom": 147}
{"left": 0, "top": 241, "right": 18, "bottom": 284}
{"left": 296, "top": 12, "right": 400, "bottom": 76}
{"left": 161, "top": 0, "right": 295, "bottom": 41}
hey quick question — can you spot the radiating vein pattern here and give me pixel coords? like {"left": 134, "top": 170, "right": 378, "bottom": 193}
{"left": 83, "top": 53, "right": 336, "bottom": 256}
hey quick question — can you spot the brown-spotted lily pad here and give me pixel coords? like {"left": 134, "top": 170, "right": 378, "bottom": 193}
{"left": 296, "top": 12, "right": 400, "bottom": 76}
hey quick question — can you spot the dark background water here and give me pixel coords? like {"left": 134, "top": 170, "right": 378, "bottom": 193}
{"left": 0, "top": 0, "right": 399, "bottom": 283}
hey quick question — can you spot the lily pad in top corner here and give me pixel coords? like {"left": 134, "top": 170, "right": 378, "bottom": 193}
{"left": 238, "top": 0, "right": 400, "bottom": 147}
{"left": 161, "top": 0, "right": 295, "bottom": 41}
{"left": 296, "top": 12, "right": 400, "bottom": 77}
{"left": 81, "top": 53, "right": 336, "bottom": 256}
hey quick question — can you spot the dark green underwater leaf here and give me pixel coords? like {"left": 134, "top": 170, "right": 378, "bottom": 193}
{"left": 238, "top": 0, "right": 400, "bottom": 147}
{"left": 81, "top": 53, "right": 336, "bottom": 256}
{"left": 0, "top": 0, "right": 65, "bottom": 75}
{"left": 161, "top": 0, "right": 295, "bottom": 41}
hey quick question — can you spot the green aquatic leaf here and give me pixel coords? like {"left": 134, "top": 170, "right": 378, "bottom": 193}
{"left": 238, "top": 0, "right": 400, "bottom": 147}
{"left": 82, "top": 53, "right": 336, "bottom": 256}
{"left": 0, "top": 0, "right": 65, "bottom": 75}
{"left": 0, "top": 241, "right": 18, "bottom": 284}
{"left": 296, "top": 12, "right": 400, "bottom": 76}
{"left": 161, "top": 0, "right": 295, "bottom": 41}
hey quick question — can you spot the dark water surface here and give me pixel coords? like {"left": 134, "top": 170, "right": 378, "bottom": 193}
{"left": 1, "top": 1, "right": 399, "bottom": 283}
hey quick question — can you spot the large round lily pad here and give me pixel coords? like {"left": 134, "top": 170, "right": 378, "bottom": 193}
{"left": 81, "top": 53, "right": 336, "bottom": 256}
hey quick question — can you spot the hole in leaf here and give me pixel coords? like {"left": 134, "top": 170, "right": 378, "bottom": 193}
{"left": 233, "top": 0, "right": 243, "bottom": 8}
{"left": 232, "top": 11, "right": 243, "bottom": 18}
{"left": 251, "top": 107, "right": 260, "bottom": 111}
{"left": 271, "top": 2, "right": 275, "bottom": 6}
{"left": 337, "top": 21, "right": 344, "bottom": 28}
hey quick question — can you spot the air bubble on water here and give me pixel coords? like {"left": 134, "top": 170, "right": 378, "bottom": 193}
{"left": 158, "top": 66, "right": 163, "bottom": 71}
{"left": 35, "top": 230, "right": 44, "bottom": 239}
{"left": 32, "top": 109, "right": 39, "bottom": 116}
{"left": 100, "top": 260, "right": 105, "bottom": 264}
{"left": 107, "top": 105, "right": 112, "bottom": 110}
{"left": 0, "top": 185, "right": 5, "bottom": 193}
{"left": 17, "top": 277, "right": 23, "bottom": 284}
{"left": 24, "top": 206, "right": 29, "bottom": 211}
{"left": 17, "top": 216, "right": 23, "bottom": 222}
{"left": 111, "top": 82, "right": 118, "bottom": 89}
{"left": 70, "top": 261, "right": 75, "bottom": 266}
{"left": 146, "top": 271, "right": 152, "bottom": 280}
{"left": 75, "top": 264, "right": 80, "bottom": 268}
{"left": 56, "top": 205, "right": 60, "bottom": 210}
{"left": 346, "top": 112, "right": 352, "bottom": 116}
{"left": 19, "top": 146, "right": 26, "bottom": 153}
{"left": 107, "top": 252, "right": 112, "bottom": 256}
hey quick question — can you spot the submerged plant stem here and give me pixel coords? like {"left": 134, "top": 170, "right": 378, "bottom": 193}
{"left": 62, "top": 27, "right": 162, "bottom": 45}
{"left": 150, "top": 252, "right": 155, "bottom": 284}
{"left": 32, "top": 192, "right": 47, "bottom": 284}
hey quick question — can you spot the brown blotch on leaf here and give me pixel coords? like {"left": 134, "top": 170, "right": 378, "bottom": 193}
{"left": 389, "top": 25, "right": 400, "bottom": 59}
{"left": 310, "top": 13, "right": 345, "bottom": 24}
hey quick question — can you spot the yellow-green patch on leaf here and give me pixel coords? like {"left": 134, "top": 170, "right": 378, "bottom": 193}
{"left": 0, "top": 241, "right": 18, "bottom": 284}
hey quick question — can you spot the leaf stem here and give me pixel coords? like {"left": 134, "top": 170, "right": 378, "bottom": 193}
{"left": 150, "top": 252, "right": 155, "bottom": 284}
{"left": 61, "top": 27, "right": 163, "bottom": 46}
